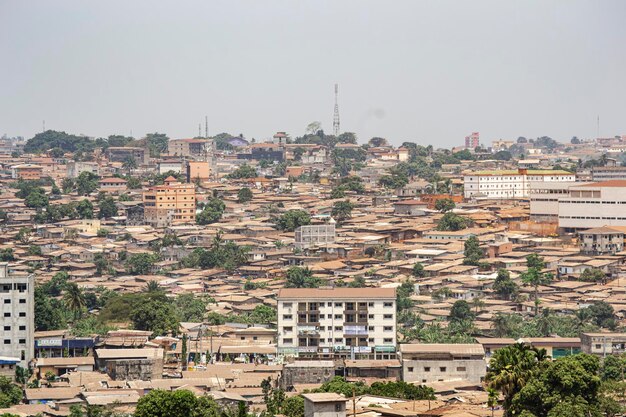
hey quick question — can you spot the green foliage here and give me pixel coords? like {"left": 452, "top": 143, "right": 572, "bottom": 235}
{"left": 126, "top": 253, "right": 160, "bottom": 275}
{"left": 521, "top": 254, "right": 553, "bottom": 315}
{"left": 0, "top": 376, "right": 23, "bottom": 408}
{"left": 434, "top": 198, "right": 455, "bottom": 212}
{"left": 64, "top": 282, "right": 86, "bottom": 320}
{"left": 134, "top": 389, "right": 222, "bottom": 417}
{"left": 378, "top": 173, "right": 408, "bottom": 189}
{"left": 449, "top": 300, "right": 474, "bottom": 323}
{"left": 588, "top": 301, "right": 616, "bottom": 329}
{"left": 71, "top": 316, "right": 113, "bottom": 337}
{"left": 196, "top": 198, "right": 225, "bottom": 225}
{"left": 316, "top": 377, "right": 434, "bottom": 401}
{"left": 275, "top": 210, "right": 311, "bottom": 231}
{"left": 176, "top": 293, "right": 210, "bottom": 322}
{"left": 331, "top": 200, "right": 354, "bottom": 223}
{"left": 97, "top": 228, "right": 109, "bottom": 238}
{"left": 181, "top": 234, "right": 248, "bottom": 271}
{"left": 35, "top": 284, "right": 69, "bottom": 331}
{"left": 580, "top": 268, "right": 606, "bottom": 283}
{"left": 493, "top": 269, "right": 519, "bottom": 300}
{"left": 25, "top": 130, "right": 96, "bottom": 154}
{"left": 284, "top": 267, "right": 324, "bottom": 288}
{"left": 130, "top": 294, "right": 179, "bottom": 336}
{"left": 237, "top": 187, "right": 253, "bottom": 203}
{"left": 76, "top": 171, "right": 99, "bottom": 196}
{"left": 227, "top": 164, "right": 257, "bottom": 179}
{"left": 0, "top": 249, "right": 15, "bottom": 262}
{"left": 76, "top": 199, "right": 94, "bottom": 219}
{"left": 145, "top": 133, "right": 169, "bottom": 157}
{"left": 436, "top": 212, "right": 472, "bottom": 231}
{"left": 97, "top": 196, "right": 118, "bottom": 218}
{"left": 462, "top": 235, "right": 484, "bottom": 266}
{"left": 412, "top": 262, "right": 425, "bottom": 278}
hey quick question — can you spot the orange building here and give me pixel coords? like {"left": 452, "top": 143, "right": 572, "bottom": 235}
{"left": 11, "top": 164, "right": 44, "bottom": 180}
{"left": 143, "top": 176, "right": 196, "bottom": 227}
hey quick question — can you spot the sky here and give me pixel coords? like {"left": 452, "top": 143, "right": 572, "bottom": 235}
{"left": 1, "top": 0, "right": 626, "bottom": 147}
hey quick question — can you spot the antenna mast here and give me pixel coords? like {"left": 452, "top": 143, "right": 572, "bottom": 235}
{"left": 199, "top": 123, "right": 202, "bottom": 138}
{"left": 205, "top": 116, "right": 208, "bottom": 138}
{"left": 333, "top": 84, "right": 340, "bottom": 136}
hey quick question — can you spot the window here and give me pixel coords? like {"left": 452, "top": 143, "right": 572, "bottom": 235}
{"left": 334, "top": 302, "right": 343, "bottom": 307}
{"left": 368, "top": 302, "right": 374, "bottom": 307}
{"left": 383, "top": 302, "right": 393, "bottom": 307}
{"left": 424, "top": 367, "right": 431, "bottom": 372}
{"left": 335, "top": 404, "right": 343, "bottom": 412}
{"left": 368, "top": 314, "right": 374, "bottom": 319}
{"left": 283, "top": 314, "right": 292, "bottom": 320}
{"left": 3, "top": 326, "right": 9, "bottom": 331}
{"left": 384, "top": 326, "right": 393, "bottom": 331}
{"left": 335, "top": 326, "right": 343, "bottom": 331}
{"left": 334, "top": 338, "right": 342, "bottom": 343}
{"left": 283, "top": 302, "right": 292, "bottom": 308}
{"left": 368, "top": 326, "right": 375, "bottom": 331}
{"left": 283, "top": 338, "right": 293, "bottom": 344}
{"left": 334, "top": 314, "right": 342, "bottom": 319}
{"left": 440, "top": 367, "right": 446, "bottom": 372}
{"left": 284, "top": 326, "right": 293, "bottom": 332}
{"left": 18, "top": 312, "right": 25, "bottom": 317}
{"left": 368, "top": 338, "right": 374, "bottom": 343}
{"left": 384, "top": 338, "right": 393, "bottom": 343}
{"left": 595, "top": 344, "right": 601, "bottom": 349}
{"left": 383, "top": 314, "right": 393, "bottom": 319}
{"left": 18, "top": 326, "right": 25, "bottom": 331}
{"left": 19, "top": 299, "right": 25, "bottom": 304}
{"left": 3, "top": 340, "right": 9, "bottom": 345}
{"left": 456, "top": 367, "right": 466, "bottom": 372}
{"left": 3, "top": 313, "right": 9, "bottom": 318}
{"left": 3, "top": 299, "right": 9, "bottom": 304}
{"left": 408, "top": 367, "right": 414, "bottom": 372}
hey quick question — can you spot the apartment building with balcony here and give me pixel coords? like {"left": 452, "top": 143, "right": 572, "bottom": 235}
{"left": 277, "top": 288, "right": 397, "bottom": 360}
{"left": 143, "top": 176, "right": 196, "bottom": 228}
{"left": 0, "top": 263, "right": 34, "bottom": 367}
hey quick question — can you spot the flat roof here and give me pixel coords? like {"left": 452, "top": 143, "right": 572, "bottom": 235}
{"left": 278, "top": 287, "right": 396, "bottom": 300}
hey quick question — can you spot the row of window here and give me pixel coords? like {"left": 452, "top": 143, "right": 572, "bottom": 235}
{"left": 559, "top": 216, "right": 626, "bottom": 220}
{"left": 282, "top": 325, "right": 393, "bottom": 332}
{"left": 3, "top": 339, "right": 26, "bottom": 344}
{"left": 283, "top": 314, "right": 393, "bottom": 320}
{"left": 282, "top": 337, "right": 394, "bottom": 345}
{"left": 2, "top": 299, "right": 26, "bottom": 304}
{"left": 2, "top": 312, "right": 27, "bottom": 318}
{"left": 406, "top": 366, "right": 466, "bottom": 372}
{"left": 561, "top": 200, "right": 626, "bottom": 204}
{"left": 284, "top": 302, "right": 394, "bottom": 308}
{"left": 2, "top": 325, "right": 26, "bottom": 331}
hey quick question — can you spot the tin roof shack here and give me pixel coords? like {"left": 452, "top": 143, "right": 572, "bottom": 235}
{"left": 399, "top": 344, "right": 486, "bottom": 384}
{"left": 95, "top": 348, "right": 164, "bottom": 381}
{"left": 35, "top": 356, "right": 95, "bottom": 379}
{"left": 280, "top": 360, "right": 335, "bottom": 390}
{"left": 302, "top": 393, "right": 347, "bottom": 417}
{"left": 0, "top": 356, "right": 20, "bottom": 380}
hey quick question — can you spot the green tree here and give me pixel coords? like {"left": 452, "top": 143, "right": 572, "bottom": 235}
{"left": 196, "top": 198, "right": 225, "bottom": 225}
{"left": 412, "top": 262, "right": 425, "bottom": 278}
{"left": 0, "top": 376, "right": 23, "bottom": 408}
{"left": 285, "top": 267, "right": 324, "bottom": 288}
{"left": 521, "top": 254, "right": 553, "bottom": 315}
{"left": 76, "top": 171, "right": 99, "bottom": 196}
{"left": 237, "top": 187, "right": 253, "bottom": 203}
{"left": 436, "top": 212, "right": 472, "bottom": 231}
{"left": 275, "top": 210, "right": 311, "bottom": 231}
{"left": 130, "top": 296, "right": 179, "bottom": 336}
{"left": 434, "top": 198, "right": 455, "bottom": 213}
{"left": 462, "top": 235, "right": 484, "bottom": 266}
{"left": 64, "top": 282, "right": 86, "bottom": 320}
{"left": 449, "top": 300, "right": 474, "bottom": 324}
{"left": 122, "top": 156, "right": 138, "bottom": 175}
{"left": 145, "top": 132, "right": 169, "bottom": 157}
{"left": 24, "top": 188, "right": 48, "bottom": 208}
{"left": 75, "top": 199, "right": 94, "bottom": 219}
{"left": 62, "top": 178, "right": 75, "bottom": 194}
{"left": 282, "top": 396, "right": 304, "bottom": 417}
{"left": 176, "top": 293, "right": 208, "bottom": 322}
{"left": 580, "top": 268, "right": 606, "bottom": 283}
{"left": 134, "top": 389, "right": 221, "bottom": 417}
{"left": 0, "top": 249, "right": 15, "bottom": 262}
{"left": 588, "top": 301, "right": 617, "bottom": 329}
{"left": 331, "top": 200, "right": 354, "bottom": 224}
{"left": 227, "top": 164, "right": 257, "bottom": 179}
{"left": 97, "top": 196, "right": 118, "bottom": 218}
{"left": 126, "top": 253, "right": 159, "bottom": 275}
{"left": 493, "top": 269, "right": 518, "bottom": 300}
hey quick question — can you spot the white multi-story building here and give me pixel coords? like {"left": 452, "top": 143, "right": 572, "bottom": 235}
{"left": 464, "top": 169, "right": 576, "bottom": 199}
{"left": 529, "top": 181, "right": 580, "bottom": 222}
{"left": 277, "top": 288, "right": 397, "bottom": 360}
{"left": 0, "top": 263, "right": 34, "bottom": 367}
{"left": 558, "top": 180, "right": 626, "bottom": 230}
{"left": 295, "top": 223, "right": 336, "bottom": 250}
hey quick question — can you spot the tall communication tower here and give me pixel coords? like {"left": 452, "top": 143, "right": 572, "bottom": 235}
{"left": 333, "top": 84, "right": 340, "bottom": 136}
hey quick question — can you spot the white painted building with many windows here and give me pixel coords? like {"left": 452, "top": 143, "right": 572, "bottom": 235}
{"left": 464, "top": 169, "right": 575, "bottom": 199}
{"left": 0, "top": 263, "right": 34, "bottom": 367}
{"left": 277, "top": 288, "right": 397, "bottom": 360}
{"left": 558, "top": 180, "right": 626, "bottom": 230}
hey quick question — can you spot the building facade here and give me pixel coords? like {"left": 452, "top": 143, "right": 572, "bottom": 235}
{"left": 529, "top": 181, "right": 579, "bottom": 222}
{"left": 464, "top": 169, "right": 576, "bottom": 199}
{"left": 107, "top": 147, "right": 147, "bottom": 164}
{"left": 11, "top": 164, "right": 44, "bottom": 180}
{"left": 399, "top": 344, "right": 486, "bottom": 384}
{"left": 0, "top": 263, "right": 34, "bottom": 367}
{"left": 295, "top": 223, "right": 336, "bottom": 249}
{"left": 465, "top": 132, "right": 480, "bottom": 149}
{"left": 578, "top": 227, "right": 624, "bottom": 255}
{"left": 558, "top": 181, "right": 626, "bottom": 230}
{"left": 277, "top": 288, "right": 397, "bottom": 360}
{"left": 143, "top": 177, "right": 196, "bottom": 228}
{"left": 167, "top": 138, "right": 214, "bottom": 159}
{"left": 581, "top": 333, "right": 626, "bottom": 356}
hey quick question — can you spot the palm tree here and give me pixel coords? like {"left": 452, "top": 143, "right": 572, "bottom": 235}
{"left": 63, "top": 283, "right": 86, "bottom": 320}
{"left": 487, "top": 388, "right": 498, "bottom": 417}
{"left": 486, "top": 343, "right": 542, "bottom": 416}
{"left": 144, "top": 280, "right": 161, "bottom": 293}
{"left": 471, "top": 297, "right": 486, "bottom": 314}
{"left": 122, "top": 156, "right": 138, "bottom": 175}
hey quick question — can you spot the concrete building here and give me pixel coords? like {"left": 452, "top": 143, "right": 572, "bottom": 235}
{"left": 66, "top": 161, "right": 99, "bottom": 178}
{"left": 98, "top": 177, "right": 128, "bottom": 193}
{"left": 529, "top": 181, "right": 578, "bottom": 222}
{"left": 167, "top": 138, "right": 214, "bottom": 158}
{"left": 591, "top": 166, "right": 626, "bottom": 181}
{"left": 143, "top": 176, "right": 196, "bottom": 228}
{"left": 579, "top": 226, "right": 624, "bottom": 255}
{"left": 465, "top": 132, "right": 480, "bottom": 149}
{"left": 399, "top": 344, "right": 486, "bottom": 384}
{"left": 107, "top": 147, "right": 147, "bottom": 164}
{"left": 277, "top": 288, "right": 397, "bottom": 360}
{"left": 157, "top": 160, "right": 183, "bottom": 175}
{"left": 280, "top": 361, "right": 335, "bottom": 390}
{"left": 0, "top": 263, "right": 34, "bottom": 367}
{"left": 558, "top": 181, "right": 626, "bottom": 230}
{"left": 464, "top": 169, "right": 576, "bottom": 199}
{"left": 186, "top": 161, "right": 213, "bottom": 183}
{"left": 581, "top": 333, "right": 626, "bottom": 356}
{"left": 11, "top": 164, "right": 44, "bottom": 180}
{"left": 302, "top": 393, "right": 346, "bottom": 417}
{"left": 393, "top": 200, "right": 428, "bottom": 216}
{"left": 295, "top": 223, "right": 336, "bottom": 250}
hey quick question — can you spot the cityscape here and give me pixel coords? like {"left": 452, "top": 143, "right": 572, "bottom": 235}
{"left": 2, "top": 1, "right": 626, "bottom": 417}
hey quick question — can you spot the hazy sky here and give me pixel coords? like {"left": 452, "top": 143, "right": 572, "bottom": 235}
{"left": 1, "top": 1, "right": 626, "bottom": 147}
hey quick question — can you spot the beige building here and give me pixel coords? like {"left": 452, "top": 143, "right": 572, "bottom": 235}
{"left": 168, "top": 138, "right": 214, "bottom": 158}
{"left": 295, "top": 223, "right": 336, "bottom": 249}
{"left": 143, "top": 177, "right": 196, "bottom": 228}
{"left": 464, "top": 169, "right": 575, "bottom": 199}
{"left": 0, "top": 263, "right": 34, "bottom": 367}
{"left": 578, "top": 226, "right": 624, "bottom": 255}
{"left": 302, "top": 393, "right": 346, "bottom": 417}
{"left": 277, "top": 288, "right": 397, "bottom": 360}
{"left": 581, "top": 333, "right": 626, "bottom": 356}
{"left": 558, "top": 181, "right": 626, "bottom": 230}
{"left": 529, "top": 181, "right": 578, "bottom": 222}
{"left": 399, "top": 344, "right": 486, "bottom": 384}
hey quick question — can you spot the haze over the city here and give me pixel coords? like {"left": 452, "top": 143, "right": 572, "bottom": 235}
{"left": 2, "top": 0, "right": 626, "bottom": 145}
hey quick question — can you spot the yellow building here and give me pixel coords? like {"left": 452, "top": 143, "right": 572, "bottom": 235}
{"left": 143, "top": 176, "right": 196, "bottom": 227}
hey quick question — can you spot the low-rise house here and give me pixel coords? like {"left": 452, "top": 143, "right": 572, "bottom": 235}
{"left": 393, "top": 200, "right": 428, "bottom": 216}
{"left": 579, "top": 226, "right": 624, "bottom": 255}
{"left": 581, "top": 332, "right": 626, "bottom": 356}
{"left": 99, "top": 177, "right": 128, "bottom": 192}
{"left": 399, "top": 343, "right": 486, "bottom": 384}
